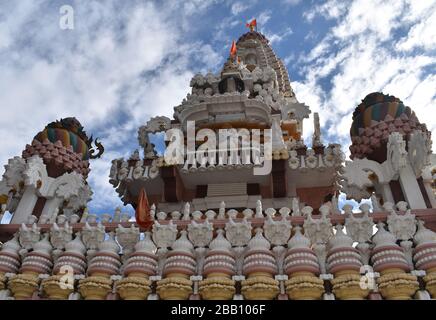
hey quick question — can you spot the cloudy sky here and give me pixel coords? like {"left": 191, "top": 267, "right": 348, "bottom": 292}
{"left": 0, "top": 0, "right": 435, "bottom": 217}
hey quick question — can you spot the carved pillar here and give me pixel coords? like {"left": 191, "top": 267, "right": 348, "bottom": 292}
{"left": 421, "top": 176, "right": 436, "bottom": 208}
{"left": 11, "top": 187, "right": 38, "bottom": 224}
{"left": 380, "top": 182, "right": 395, "bottom": 205}
{"left": 399, "top": 164, "right": 427, "bottom": 209}
{"left": 39, "top": 198, "right": 63, "bottom": 224}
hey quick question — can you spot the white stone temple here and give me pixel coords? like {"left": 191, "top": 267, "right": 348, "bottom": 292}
{"left": 0, "top": 26, "right": 435, "bottom": 300}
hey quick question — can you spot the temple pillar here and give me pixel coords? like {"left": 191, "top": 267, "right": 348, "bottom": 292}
{"left": 422, "top": 176, "right": 436, "bottom": 209}
{"left": 10, "top": 187, "right": 38, "bottom": 224}
{"left": 39, "top": 197, "right": 63, "bottom": 223}
{"left": 380, "top": 182, "right": 395, "bottom": 205}
{"left": 399, "top": 164, "right": 427, "bottom": 209}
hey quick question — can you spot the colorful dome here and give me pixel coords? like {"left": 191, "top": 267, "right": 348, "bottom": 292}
{"left": 349, "top": 92, "right": 429, "bottom": 160}
{"left": 22, "top": 117, "right": 104, "bottom": 178}
{"left": 350, "top": 93, "right": 412, "bottom": 137}
{"left": 33, "top": 118, "right": 92, "bottom": 160}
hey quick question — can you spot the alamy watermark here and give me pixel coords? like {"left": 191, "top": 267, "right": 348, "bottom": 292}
{"left": 163, "top": 121, "right": 272, "bottom": 175}
{"left": 59, "top": 5, "right": 74, "bottom": 30}
{"left": 359, "top": 265, "right": 377, "bottom": 290}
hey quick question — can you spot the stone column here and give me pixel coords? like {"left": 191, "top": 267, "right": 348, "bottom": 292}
{"left": 10, "top": 187, "right": 38, "bottom": 224}
{"left": 156, "top": 231, "right": 195, "bottom": 300}
{"left": 284, "top": 227, "right": 324, "bottom": 300}
{"left": 421, "top": 174, "right": 436, "bottom": 208}
{"left": 399, "top": 164, "right": 427, "bottom": 209}
{"left": 241, "top": 228, "right": 279, "bottom": 300}
{"left": 199, "top": 230, "right": 235, "bottom": 300}
{"left": 39, "top": 197, "right": 63, "bottom": 224}
{"left": 380, "top": 182, "right": 395, "bottom": 205}
{"left": 117, "top": 232, "right": 157, "bottom": 300}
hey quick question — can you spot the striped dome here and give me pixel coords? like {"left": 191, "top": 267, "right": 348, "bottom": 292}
{"left": 350, "top": 92, "right": 413, "bottom": 137}
{"left": 34, "top": 127, "right": 90, "bottom": 160}
{"left": 33, "top": 117, "right": 91, "bottom": 160}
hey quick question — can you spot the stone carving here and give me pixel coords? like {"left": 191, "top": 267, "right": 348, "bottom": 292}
{"left": 52, "top": 172, "right": 86, "bottom": 202}
{"left": 22, "top": 155, "right": 48, "bottom": 192}
{"left": 303, "top": 210, "right": 333, "bottom": 245}
{"left": 65, "top": 184, "right": 92, "bottom": 215}
{"left": 49, "top": 222, "right": 73, "bottom": 251}
{"left": 81, "top": 222, "right": 106, "bottom": 256}
{"left": 340, "top": 159, "right": 375, "bottom": 201}
{"left": 387, "top": 203, "right": 416, "bottom": 241}
{"left": 264, "top": 215, "right": 291, "bottom": 246}
{"left": 18, "top": 223, "right": 41, "bottom": 251}
{"left": 187, "top": 220, "right": 213, "bottom": 248}
{"left": 345, "top": 208, "right": 374, "bottom": 244}
{"left": 288, "top": 150, "right": 299, "bottom": 169}
{"left": 225, "top": 218, "right": 252, "bottom": 247}
{"left": 152, "top": 220, "right": 178, "bottom": 249}
{"left": 115, "top": 224, "right": 140, "bottom": 257}
{"left": 408, "top": 130, "right": 432, "bottom": 177}
{"left": 386, "top": 132, "right": 407, "bottom": 174}
{"left": 2, "top": 156, "right": 26, "bottom": 192}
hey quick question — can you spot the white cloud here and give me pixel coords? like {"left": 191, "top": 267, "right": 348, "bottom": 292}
{"left": 257, "top": 10, "right": 272, "bottom": 26}
{"left": 294, "top": 0, "right": 436, "bottom": 159}
{"left": 303, "top": 0, "right": 348, "bottom": 22}
{"left": 0, "top": 0, "right": 222, "bottom": 213}
{"left": 396, "top": 8, "right": 436, "bottom": 51}
{"left": 264, "top": 27, "right": 293, "bottom": 44}
{"left": 231, "top": 2, "right": 249, "bottom": 15}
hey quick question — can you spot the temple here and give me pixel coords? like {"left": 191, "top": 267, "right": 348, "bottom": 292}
{"left": 0, "top": 27, "right": 435, "bottom": 301}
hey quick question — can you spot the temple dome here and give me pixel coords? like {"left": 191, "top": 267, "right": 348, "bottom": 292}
{"left": 349, "top": 92, "right": 429, "bottom": 161}
{"left": 22, "top": 117, "right": 104, "bottom": 178}
{"left": 33, "top": 117, "right": 92, "bottom": 160}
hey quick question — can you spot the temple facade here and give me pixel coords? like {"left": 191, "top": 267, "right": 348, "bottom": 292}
{"left": 0, "top": 28, "right": 435, "bottom": 300}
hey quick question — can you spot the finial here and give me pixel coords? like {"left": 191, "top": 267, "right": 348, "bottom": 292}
{"left": 245, "top": 19, "right": 257, "bottom": 32}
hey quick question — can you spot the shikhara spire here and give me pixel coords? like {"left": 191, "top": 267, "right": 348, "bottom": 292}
{"left": 0, "top": 19, "right": 435, "bottom": 301}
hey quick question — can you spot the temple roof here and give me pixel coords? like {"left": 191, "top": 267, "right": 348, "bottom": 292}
{"left": 236, "top": 30, "right": 269, "bottom": 44}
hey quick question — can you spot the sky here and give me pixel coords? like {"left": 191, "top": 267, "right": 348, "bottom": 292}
{"left": 0, "top": 0, "right": 435, "bottom": 219}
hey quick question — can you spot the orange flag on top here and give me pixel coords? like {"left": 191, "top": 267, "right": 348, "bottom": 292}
{"left": 246, "top": 19, "right": 257, "bottom": 31}
{"left": 135, "top": 188, "right": 152, "bottom": 229}
{"left": 230, "top": 40, "right": 237, "bottom": 58}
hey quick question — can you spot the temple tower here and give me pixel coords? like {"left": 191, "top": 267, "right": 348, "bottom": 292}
{"left": 109, "top": 29, "right": 343, "bottom": 215}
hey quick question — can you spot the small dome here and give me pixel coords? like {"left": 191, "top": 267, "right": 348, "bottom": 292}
{"left": 328, "top": 225, "right": 354, "bottom": 250}
{"left": 172, "top": 230, "right": 194, "bottom": 253}
{"left": 287, "top": 226, "right": 311, "bottom": 249}
{"left": 134, "top": 232, "right": 157, "bottom": 254}
{"left": 98, "top": 233, "right": 120, "bottom": 254}
{"left": 209, "top": 229, "right": 232, "bottom": 252}
{"left": 351, "top": 93, "right": 410, "bottom": 137}
{"left": 33, "top": 117, "right": 92, "bottom": 160}
{"left": 372, "top": 222, "right": 397, "bottom": 248}
{"left": 2, "top": 233, "right": 21, "bottom": 254}
{"left": 65, "top": 233, "right": 86, "bottom": 255}
{"left": 248, "top": 228, "right": 271, "bottom": 251}
{"left": 414, "top": 220, "right": 436, "bottom": 246}
{"left": 33, "top": 234, "right": 53, "bottom": 255}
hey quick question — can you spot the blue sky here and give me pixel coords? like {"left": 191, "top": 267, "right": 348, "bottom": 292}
{"left": 0, "top": 0, "right": 435, "bottom": 218}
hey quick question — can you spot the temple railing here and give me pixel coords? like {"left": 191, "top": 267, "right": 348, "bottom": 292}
{"left": 0, "top": 201, "right": 435, "bottom": 300}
